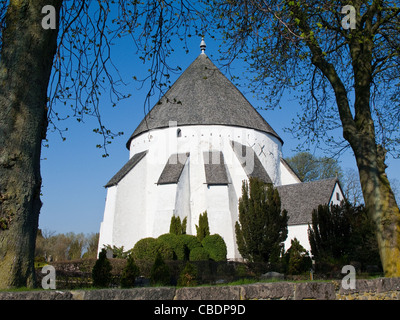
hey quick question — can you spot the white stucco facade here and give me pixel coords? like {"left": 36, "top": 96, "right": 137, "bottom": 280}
{"left": 98, "top": 125, "right": 346, "bottom": 260}
{"left": 98, "top": 124, "right": 288, "bottom": 259}
{"left": 98, "top": 49, "right": 346, "bottom": 261}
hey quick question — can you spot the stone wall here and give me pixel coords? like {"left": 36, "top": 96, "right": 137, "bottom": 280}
{"left": 0, "top": 277, "right": 399, "bottom": 300}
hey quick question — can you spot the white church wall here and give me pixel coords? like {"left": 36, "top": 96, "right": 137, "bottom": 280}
{"left": 330, "top": 182, "right": 344, "bottom": 205}
{"left": 206, "top": 185, "right": 237, "bottom": 259}
{"left": 285, "top": 224, "right": 311, "bottom": 254}
{"left": 111, "top": 154, "right": 148, "bottom": 250}
{"left": 153, "top": 183, "right": 178, "bottom": 237}
{"left": 106, "top": 124, "right": 284, "bottom": 259}
{"left": 98, "top": 186, "right": 117, "bottom": 255}
{"left": 129, "top": 125, "right": 283, "bottom": 186}
{"left": 280, "top": 160, "right": 302, "bottom": 186}
{"left": 174, "top": 160, "right": 191, "bottom": 233}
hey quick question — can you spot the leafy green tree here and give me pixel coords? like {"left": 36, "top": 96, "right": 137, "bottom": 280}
{"left": 82, "top": 233, "right": 99, "bottom": 259}
{"left": 0, "top": 0, "right": 202, "bottom": 288}
{"left": 235, "top": 177, "right": 288, "bottom": 263}
{"left": 92, "top": 248, "right": 112, "bottom": 288}
{"left": 67, "top": 232, "right": 85, "bottom": 260}
{"left": 195, "top": 211, "right": 210, "bottom": 242}
{"left": 285, "top": 152, "right": 343, "bottom": 182}
{"left": 211, "top": 0, "right": 400, "bottom": 277}
{"left": 120, "top": 255, "right": 140, "bottom": 288}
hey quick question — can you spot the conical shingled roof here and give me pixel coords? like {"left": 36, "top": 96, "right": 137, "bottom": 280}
{"left": 126, "top": 53, "right": 283, "bottom": 149}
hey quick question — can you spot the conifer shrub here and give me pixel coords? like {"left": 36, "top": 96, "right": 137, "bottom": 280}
{"left": 150, "top": 252, "right": 171, "bottom": 286}
{"left": 179, "top": 234, "right": 202, "bottom": 260}
{"left": 169, "top": 216, "right": 187, "bottom": 235}
{"left": 132, "top": 237, "right": 174, "bottom": 262}
{"left": 195, "top": 211, "right": 210, "bottom": 242}
{"left": 202, "top": 234, "right": 227, "bottom": 262}
{"left": 92, "top": 248, "right": 112, "bottom": 288}
{"left": 189, "top": 246, "right": 210, "bottom": 261}
{"left": 284, "top": 238, "right": 312, "bottom": 275}
{"left": 178, "top": 262, "right": 198, "bottom": 287}
{"left": 235, "top": 178, "right": 288, "bottom": 263}
{"left": 120, "top": 255, "right": 140, "bottom": 288}
{"left": 158, "top": 233, "right": 186, "bottom": 260}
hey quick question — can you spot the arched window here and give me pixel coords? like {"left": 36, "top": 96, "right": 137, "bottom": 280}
{"left": 177, "top": 128, "right": 182, "bottom": 138}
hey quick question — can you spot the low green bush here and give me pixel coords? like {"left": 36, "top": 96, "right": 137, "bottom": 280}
{"left": 120, "top": 255, "right": 140, "bottom": 288}
{"left": 189, "top": 246, "right": 209, "bottom": 261}
{"left": 131, "top": 237, "right": 174, "bottom": 262}
{"left": 180, "top": 234, "right": 202, "bottom": 251}
{"left": 178, "top": 262, "right": 197, "bottom": 287}
{"left": 158, "top": 233, "right": 186, "bottom": 260}
{"left": 92, "top": 249, "right": 112, "bottom": 288}
{"left": 150, "top": 252, "right": 171, "bottom": 286}
{"left": 202, "top": 234, "right": 227, "bottom": 262}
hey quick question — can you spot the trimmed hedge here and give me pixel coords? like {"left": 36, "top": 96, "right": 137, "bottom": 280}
{"left": 189, "top": 246, "right": 209, "bottom": 261}
{"left": 158, "top": 233, "right": 186, "bottom": 260}
{"left": 202, "top": 234, "right": 227, "bottom": 261}
{"left": 179, "top": 234, "right": 202, "bottom": 252}
{"left": 131, "top": 237, "right": 174, "bottom": 262}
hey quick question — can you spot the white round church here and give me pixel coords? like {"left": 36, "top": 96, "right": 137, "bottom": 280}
{"left": 98, "top": 40, "right": 344, "bottom": 260}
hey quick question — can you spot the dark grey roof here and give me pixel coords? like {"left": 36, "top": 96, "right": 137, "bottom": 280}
{"left": 276, "top": 178, "right": 339, "bottom": 225}
{"left": 231, "top": 141, "right": 272, "bottom": 184}
{"left": 203, "top": 151, "right": 230, "bottom": 185}
{"left": 105, "top": 150, "right": 148, "bottom": 188}
{"left": 126, "top": 54, "right": 282, "bottom": 149}
{"left": 157, "top": 153, "right": 189, "bottom": 185}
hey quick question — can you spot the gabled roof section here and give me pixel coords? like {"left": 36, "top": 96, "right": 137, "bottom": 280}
{"left": 276, "top": 178, "right": 340, "bottom": 225}
{"left": 105, "top": 150, "right": 148, "bottom": 188}
{"left": 280, "top": 158, "right": 302, "bottom": 183}
{"left": 126, "top": 54, "right": 282, "bottom": 149}
{"left": 203, "top": 151, "right": 230, "bottom": 185}
{"left": 230, "top": 141, "right": 272, "bottom": 184}
{"left": 157, "top": 153, "right": 190, "bottom": 185}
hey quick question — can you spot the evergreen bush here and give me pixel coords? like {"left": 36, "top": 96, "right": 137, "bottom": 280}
{"left": 202, "top": 234, "right": 227, "bottom": 261}
{"left": 235, "top": 178, "right": 288, "bottom": 263}
{"left": 169, "top": 215, "right": 187, "bottom": 235}
{"left": 179, "top": 234, "right": 202, "bottom": 260}
{"left": 178, "top": 262, "right": 198, "bottom": 287}
{"left": 92, "top": 248, "right": 112, "bottom": 288}
{"left": 120, "top": 255, "right": 140, "bottom": 288}
{"left": 284, "top": 238, "right": 312, "bottom": 275}
{"left": 150, "top": 252, "right": 171, "bottom": 286}
{"left": 195, "top": 211, "right": 210, "bottom": 242}
{"left": 308, "top": 202, "right": 381, "bottom": 272}
{"left": 189, "top": 246, "right": 210, "bottom": 261}
{"left": 158, "top": 233, "right": 186, "bottom": 260}
{"left": 131, "top": 237, "right": 174, "bottom": 262}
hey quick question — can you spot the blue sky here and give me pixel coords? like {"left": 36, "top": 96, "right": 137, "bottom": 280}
{"left": 38, "top": 36, "right": 400, "bottom": 236}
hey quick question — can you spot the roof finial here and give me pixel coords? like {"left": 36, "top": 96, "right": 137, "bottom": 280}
{"left": 200, "top": 37, "right": 206, "bottom": 54}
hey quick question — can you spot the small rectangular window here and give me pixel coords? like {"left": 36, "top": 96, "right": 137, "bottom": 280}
{"left": 336, "top": 192, "right": 340, "bottom": 201}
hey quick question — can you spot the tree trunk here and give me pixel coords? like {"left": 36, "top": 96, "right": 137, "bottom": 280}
{"left": 0, "top": 0, "right": 62, "bottom": 288}
{"left": 353, "top": 139, "right": 400, "bottom": 277}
